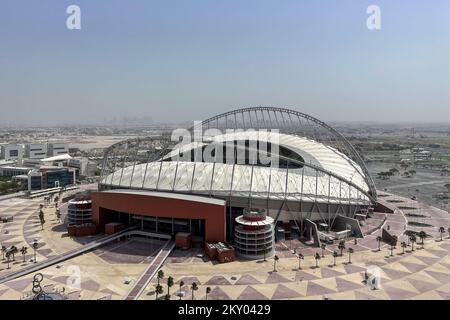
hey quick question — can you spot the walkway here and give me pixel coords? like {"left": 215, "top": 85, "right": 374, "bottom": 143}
{"left": 0, "top": 228, "right": 167, "bottom": 284}
{"left": 124, "top": 239, "right": 175, "bottom": 300}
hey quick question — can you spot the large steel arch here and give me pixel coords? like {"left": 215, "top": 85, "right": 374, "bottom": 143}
{"left": 192, "top": 106, "right": 377, "bottom": 200}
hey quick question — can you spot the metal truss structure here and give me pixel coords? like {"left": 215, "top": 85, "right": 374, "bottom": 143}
{"left": 99, "top": 107, "right": 377, "bottom": 237}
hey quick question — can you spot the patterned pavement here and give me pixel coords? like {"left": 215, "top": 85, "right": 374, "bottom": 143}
{"left": 143, "top": 240, "right": 450, "bottom": 300}
{"left": 0, "top": 190, "right": 449, "bottom": 300}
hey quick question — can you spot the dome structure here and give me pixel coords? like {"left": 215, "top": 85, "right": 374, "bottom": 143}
{"left": 97, "top": 107, "right": 376, "bottom": 242}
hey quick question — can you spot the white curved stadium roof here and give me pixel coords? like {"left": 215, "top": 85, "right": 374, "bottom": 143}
{"left": 102, "top": 131, "right": 371, "bottom": 205}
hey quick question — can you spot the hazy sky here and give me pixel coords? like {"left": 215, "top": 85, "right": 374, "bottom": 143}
{"left": 0, "top": 0, "right": 449, "bottom": 127}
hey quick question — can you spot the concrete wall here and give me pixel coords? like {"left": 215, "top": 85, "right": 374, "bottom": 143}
{"left": 332, "top": 215, "right": 363, "bottom": 238}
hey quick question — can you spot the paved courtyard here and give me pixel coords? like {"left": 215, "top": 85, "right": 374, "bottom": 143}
{"left": 0, "top": 190, "right": 448, "bottom": 300}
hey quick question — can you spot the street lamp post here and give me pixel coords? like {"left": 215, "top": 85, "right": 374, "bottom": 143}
{"left": 32, "top": 240, "right": 38, "bottom": 263}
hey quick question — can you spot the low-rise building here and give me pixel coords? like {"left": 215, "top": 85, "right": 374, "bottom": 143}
{"left": 1, "top": 144, "right": 23, "bottom": 161}
{"left": 48, "top": 143, "right": 69, "bottom": 157}
{"left": 25, "top": 143, "right": 48, "bottom": 159}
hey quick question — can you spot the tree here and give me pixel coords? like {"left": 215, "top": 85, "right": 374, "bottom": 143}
{"left": 389, "top": 168, "right": 399, "bottom": 175}
{"left": 9, "top": 245, "right": 18, "bottom": 261}
{"left": 273, "top": 255, "right": 279, "bottom": 272}
{"left": 39, "top": 210, "right": 45, "bottom": 230}
{"left": 157, "top": 270, "right": 164, "bottom": 287}
{"left": 321, "top": 243, "right": 326, "bottom": 257}
{"left": 205, "top": 287, "right": 211, "bottom": 300}
{"left": 155, "top": 284, "right": 163, "bottom": 300}
{"left": 401, "top": 241, "right": 407, "bottom": 254}
{"left": 376, "top": 236, "right": 382, "bottom": 251}
{"left": 332, "top": 251, "right": 338, "bottom": 267}
{"left": 314, "top": 252, "right": 321, "bottom": 268}
{"left": 347, "top": 248, "right": 354, "bottom": 264}
{"left": 389, "top": 168, "right": 400, "bottom": 175}
{"left": 419, "top": 231, "right": 426, "bottom": 249}
{"left": 191, "top": 282, "right": 198, "bottom": 300}
{"left": 297, "top": 253, "right": 304, "bottom": 270}
{"left": 1, "top": 246, "right": 6, "bottom": 260}
{"left": 178, "top": 280, "right": 185, "bottom": 300}
{"left": 338, "top": 240, "right": 346, "bottom": 256}
{"left": 439, "top": 227, "right": 445, "bottom": 241}
{"left": 263, "top": 244, "right": 269, "bottom": 262}
{"left": 166, "top": 276, "right": 174, "bottom": 299}
{"left": 20, "top": 246, "right": 28, "bottom": 263}
{"left": 410, "top": 235, "right": 416, "bottom": 252}
{"left": 5, "top": 251, "right": 11, "bottom": 269}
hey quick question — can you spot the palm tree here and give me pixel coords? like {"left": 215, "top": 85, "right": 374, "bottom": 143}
{"left": 178, "top": 280, "right": 185, "bottom": 300}
{"left": 390, "top": 245, "right": 395, "bottom": 256}
{"left": 376, "top": 236, "right": 382, "bottom": 251}
{"left": 410, "top": 235, "right": 416, "bottom": 252}
{"left": 9, "top": 246, "right": 18, "bottom": 261}
{"left": 205, "top": 287, "right": 211, "bottom": 300}
{"left": 314, "top": 252, "right": 321, "bottom": 268}
{"left": 273, "top": 255, "right": 279, "bottom": 272}
{"left": 157, "top": 269, "right": 164, "bottom": 287}
{"left": 401, "top": 241, "right": 407, "bottom": 254}
{"left": 297, "top": 253, "right": 304, "bottom": 270}
{"left": 191, "top": 282, "right": 198, "bottom": 300}
{"left": 321, "top": 243, "right": 326, "bottom": 257}
{"left": 1, "top": 246, "right": 6, "bottom": 260}
{"left": 439, "top": 227, "right": 445, "bottom": 241}
{"left": 5, "top": 251, "right": 11, "bottom": 269}
{"left": 39, "top": 210, "right": 45, "bottom": 230}
{"left": 332, "top": 251, "right": 338, "bottom": 267}
{"left": 338, "top": 240, "right": 346, "bottom": 256}
{"left": 419, "top": 231, "right": 426, "bottom": 249}
{"left": 166, "top": 276, "right": 174, "bottom": 299}
{"left": 263, "top": 244, "right": 268, "bottom": 262}
{"left": 20, "top": 246, "right": 28, "bottom": 263}
{"left": 155, "top": 284, "right": 163, "bottom": 300}
{"left": 347, "top": 247, "right": 354, "bottom": 264}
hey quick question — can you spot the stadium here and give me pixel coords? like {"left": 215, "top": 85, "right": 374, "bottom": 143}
{"left": 93, "top": 107, "right": 378, "bottom": 257}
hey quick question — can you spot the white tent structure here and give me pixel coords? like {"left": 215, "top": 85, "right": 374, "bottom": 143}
{"left": 99, "top": 107, "right": 377, "bottom": 239}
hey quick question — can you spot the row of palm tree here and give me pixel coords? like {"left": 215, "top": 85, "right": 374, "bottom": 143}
{"left": 1, "top": 241, "right": 39, "bottom": 269}
{"left": 154, "top": 269, "right": 212, "bottom": 300}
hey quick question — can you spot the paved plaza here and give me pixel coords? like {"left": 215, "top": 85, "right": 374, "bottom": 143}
{"left": 0, "top": 191, "right": 448, "bottom": 300}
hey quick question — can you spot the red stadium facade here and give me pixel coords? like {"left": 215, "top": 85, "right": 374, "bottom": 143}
{"left": 91, "top": 190, "right": 226, "bottom": 242}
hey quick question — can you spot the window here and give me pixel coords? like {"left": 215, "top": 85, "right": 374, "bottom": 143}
{"left": 9, "top": 150, "right": 18, "bottom": 157}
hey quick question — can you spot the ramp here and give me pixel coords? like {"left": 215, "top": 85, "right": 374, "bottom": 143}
{"left": 124, "top": 239, "right": 175, "bottom": 300}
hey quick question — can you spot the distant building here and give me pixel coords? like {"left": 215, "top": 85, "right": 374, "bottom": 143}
{"left": 27, "top": 167, "right": 76, "bottom": 191}
{"left": 48, "top": 143, "right": 69, "bottom": 157}
{"left": 1, "top": 144, "right": 23, "bottom": 161}
{"left": 25, "top": 143, "right": 48, "bottom": 159}
{"left": 0, "top": 166, "right": 31, "bottom": 177}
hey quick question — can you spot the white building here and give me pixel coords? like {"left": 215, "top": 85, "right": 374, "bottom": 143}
{"left": 1, "top": 144, "right": 23, "bottom": 161}
{"left": 25, "top": 143, "right": 48, "bottom": 159}
{"left": 48, "top": 143, "right": 69, "bottom": 157}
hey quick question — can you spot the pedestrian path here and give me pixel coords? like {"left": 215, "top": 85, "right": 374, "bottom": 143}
{"left": 124, "top": 239, "right": 175, "bottom": 300}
